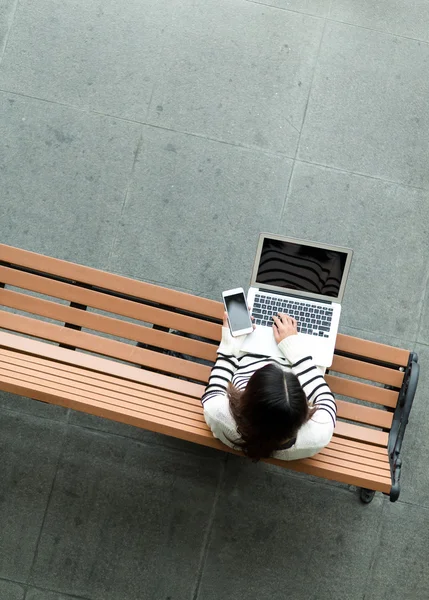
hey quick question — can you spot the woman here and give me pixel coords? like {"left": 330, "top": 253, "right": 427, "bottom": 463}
{"left": 201, "top": 313, "right": 336, "bottom": 461}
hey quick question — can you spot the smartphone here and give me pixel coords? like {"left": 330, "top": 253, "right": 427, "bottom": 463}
{"left": 222, "top": 288, "right": 254, "bottom": 337}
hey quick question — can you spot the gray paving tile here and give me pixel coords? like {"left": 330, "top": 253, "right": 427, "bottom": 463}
{"left": 26, "top": 588, "right": 86, "bottom": 600}
{"left": 30, "top": 425, "right": 223, "bottom": 600}
{"left": 0, "top": 412, "right": 65, "bottom": 582}
{"left": 198, "top": 456, "right": 383, "bottom": 600}
{"left": 395, "top": 343, "right": 429, "bottom": 507}
{"left": 0, "top": 0, "right": 17, "bottom": 58}
{"left": 147, "top": 0, "right": 325, "bottom": 154}
{"left": 68, "top": 410, "right": 224, "bottom": 460}
{"left": 330, "top": 0, "right": 429, "bottom": 42}
{"left": 365, "top": 502, "right": 429, "bottom": 600}
{"left": 0, "top": 579, "right": 25, "bottom": 600}
{"left": 417, "top": 281, "right": 429, "bottom": 344}
{"left": 0, "top": 0, "right": 165, "bottom": 120}
{"left": 282, "top": 161, "right": 429, "bottom": 339}
{"left": 108, "top": 126, "right": 292, "bottom": 298}
{"left": 246, "top": 0, "right": 330, "bottom": 17}
{"left": 0, "top": 92, "right": 140, "bottom": 267}
{"left": 0, "top": 391, "right": 68, "bottom": 422}
{"left": 298, "top": 22, "right": 429, "bottom": 188}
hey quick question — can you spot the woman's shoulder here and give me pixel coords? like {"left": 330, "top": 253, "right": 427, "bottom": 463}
{"left": 295, "top": 412, "right": 335, "bottom": 447}
{"left": 203, "top": 393, "right": 232, "bottom": 418}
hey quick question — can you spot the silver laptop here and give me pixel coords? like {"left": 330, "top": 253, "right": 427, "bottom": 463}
{"left": 240, "top": 234, "right": 353, "bottom": 367}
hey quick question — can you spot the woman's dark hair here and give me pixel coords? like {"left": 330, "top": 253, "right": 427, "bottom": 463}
{"left": 228, "top": 363, "right": 316, "bottom": 462}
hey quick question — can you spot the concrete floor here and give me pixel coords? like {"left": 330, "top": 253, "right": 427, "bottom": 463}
{"left": 1, "top": 1, "right": 429, "bottom": 599}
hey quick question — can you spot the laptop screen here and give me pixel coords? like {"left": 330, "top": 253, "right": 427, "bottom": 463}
{"left": 255, "top": 237, "right": 349, "bottom": 300}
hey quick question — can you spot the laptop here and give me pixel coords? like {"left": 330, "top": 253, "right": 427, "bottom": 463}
{"left": 240, "top": 234, "right": 353, "bottom": 368}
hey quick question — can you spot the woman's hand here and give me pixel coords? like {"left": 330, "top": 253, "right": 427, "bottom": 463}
{"left": 273, "top": 313, "right": 298, "bottom": 344}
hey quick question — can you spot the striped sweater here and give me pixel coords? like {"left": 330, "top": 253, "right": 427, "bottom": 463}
{"left": 201, "top": 329, "right": 336, "bottom": 460}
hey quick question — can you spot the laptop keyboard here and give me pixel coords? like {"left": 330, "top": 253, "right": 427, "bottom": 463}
{"left": 252, "top": 293, "right": 333, "bottom": 338}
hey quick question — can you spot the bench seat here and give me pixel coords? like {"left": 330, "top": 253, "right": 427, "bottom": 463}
{"left": 0, "top": 244, "right": 419, "bottom": 502}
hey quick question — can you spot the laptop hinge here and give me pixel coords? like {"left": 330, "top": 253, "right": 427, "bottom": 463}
{"left": 260, "top": 289, "right": 333, "bottom": 305}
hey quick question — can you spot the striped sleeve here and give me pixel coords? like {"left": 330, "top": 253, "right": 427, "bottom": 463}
{"left": 278, "top": 336, "right": 336, "bottom": 428}
{"left": 201, "top": 327, "right": 241, "bottom": 405}
{"left": 201, "top": 352, "right": 239, "bottom": 404}
{"left": 291, "top": 358, "right": 336, "bottom": 427}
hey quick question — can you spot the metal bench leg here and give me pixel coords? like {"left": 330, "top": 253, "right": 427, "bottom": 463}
{"left": 359, "top": 488, "right": 376, "bottom": 504}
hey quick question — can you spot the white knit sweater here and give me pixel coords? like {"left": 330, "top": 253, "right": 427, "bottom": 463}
{"left": 201, "top": 328, "right": 336, "bottom": 460}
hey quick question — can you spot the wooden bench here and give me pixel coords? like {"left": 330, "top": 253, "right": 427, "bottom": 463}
{"left": 0, "top": 244, "right": 419, "bottom": 503}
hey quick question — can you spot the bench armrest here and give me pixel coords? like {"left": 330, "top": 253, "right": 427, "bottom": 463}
{"left": 388, "top": 352, "right": 419, "bottom": 502}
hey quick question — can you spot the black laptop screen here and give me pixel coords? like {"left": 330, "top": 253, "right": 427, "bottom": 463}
{"left": 255, "top": 239, "right": 348, "bottom": 299}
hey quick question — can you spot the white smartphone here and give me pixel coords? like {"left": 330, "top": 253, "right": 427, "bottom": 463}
{"left": 222, "top": 288, "right": 254, "bottom": 337}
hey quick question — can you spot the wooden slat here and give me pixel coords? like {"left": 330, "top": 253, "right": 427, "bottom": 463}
{"left": 0, "top": 288, "right": 218, "bottom": 361}
{"left": 0, "top": 358, "right": 205, "bottom": 419}
{"left": 0, "top": 369, "right": 393, "bottom": 493}
{"left": 268, "top": 454, "right": 392, "bottom": 493}
{"left": 0, "top": 370, "right": 209, "bottom": 431}
{"left": 326, "top": 374, "right": 398, "bottom": 408}
{"left": 0, "top": 332, "right": 392, "bottom": 446}
{"left": 310, "top": 450, "right": 390, "bottom": 477}
{"left": 331, "top": 354, "right": 404, "bottom": 387}
{"left": 0, "top": 310, "right": 212, "bottom": 382}
{"left": 319, "top": 442, "right": 389, "bottom": 465}
{"left": 321, "top": 448, "right": 389, "bottom": 472}
{"left": 2, "top": 354, "right": 393, "bottom": 469}
{"left": 324, "top": 444, "right": 389, "bottom": 468}
{"left": 0, "top": 331, "right": 205, "bottom": 398}
{"left": 0, "top": 375, "right": 217, "bottom": 442}
{"left": 1, "top": 347, "right": 394, "bottom": 448}
{"left": 0, "top": 244, "right": 223, "bottom": 319}
{"left": 0, "top": 340, "right": 393, "bottom": 494}
{"left": 334, "top": 420, "right": 388, "bottom": 447}
{"left": 0, "top": 348, "right": 202, "bottom": 407}
{"left": 0, "top": 364, "right": 392, "bottom": 494}
{"left": 336, "top": 333, "right": 409, "bottom": 367}
{"left": 329, "top": 436, "right": 388, "bottom": 457}
{"left": 0, "top": 265, "right": 221, "bottom": 341}
{"left": 336, "top": 399, "right": 393, "bottom": 429}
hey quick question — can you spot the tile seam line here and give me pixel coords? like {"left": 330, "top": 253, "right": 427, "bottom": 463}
{"left": 191, "top": 457, "right": 227, "bottom": 600}
{"left": 1, "top": 95, "right": 427, "bottom": 189}
{"left": 26, "top": 426, "right": 69, "bottom": 585}
{"left": 394, "top": 498, "right": 429, "bottom": 509}
{"left": 25, "top": 583, "right": 92, "bottom": 600}
{"left": 0, "top": 88, "right": 294, "bottom": 160}
{"left": 244, "top": 0, "right": 429, "bottom": 45}
{"left": 104, "top": 128, "right": 144, "bottom": 270}
{"left": 295, "top": 158, "right": 429, "bottom": 191}
{"left": 328, "top": 16, "right": 429, "bottom": 45}
{"left": 0, "top": 576, "right": 24, "bottom": 584}
{"left": 281, "top": 18, "right": 328, "bottom": 220}
{"left": 0, "top": 0, "right": 20, "bottom": 66}
{"left": 415, "top": 340, "right": 429, "bottom": 348}
{"left": 243, "top": 0, "right": 325, "bottom": 20}
{"left": 362, "top": 499, "right": 385, "bottom": 600}
{"left": 412, "top": 262, "right": 429, "bottom": 345}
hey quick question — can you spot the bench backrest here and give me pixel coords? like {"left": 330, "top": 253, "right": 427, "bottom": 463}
{"left": 0, "top": 244, "right": 410, "bottom": 450}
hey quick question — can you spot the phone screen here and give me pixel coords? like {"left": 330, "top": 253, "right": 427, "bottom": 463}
{"left": 225, "top": 292, "right": 252, "bottom": 332}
